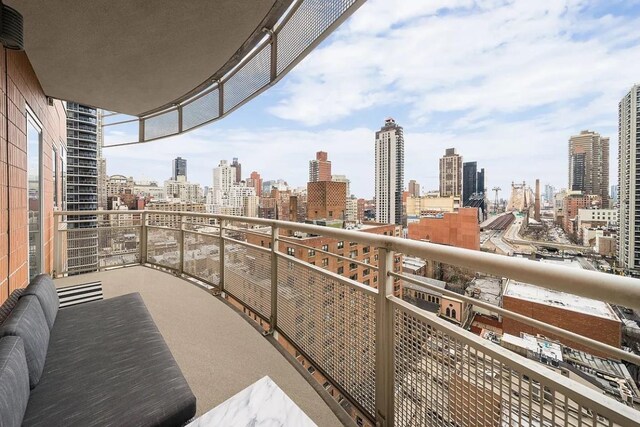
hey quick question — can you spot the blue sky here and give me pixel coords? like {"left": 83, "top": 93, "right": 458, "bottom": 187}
{"left": 103, "top": 0, "right": 640, "bottom": 199}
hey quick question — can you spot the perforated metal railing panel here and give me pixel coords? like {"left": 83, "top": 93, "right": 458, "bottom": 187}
{"left": 276, "top": 0, "right": 357, "bottom": 74}
{"left": 183, "top": 231, "right": 220, "bottom": 286}
{"left": 223, "top": 44, "right": 271, "bottom": 113}
{"left": 146, "top": 227, "right": 181, "bottom": 270}
{"left": 97, "top": 226, "right": 140, "bottom": 268}
{"left": 182, "top": 88, "right": 220, "bottom": 131}
{"left": 143, "top": 109, "right": 179, "bottom": 141}
{"left": 393, "top": 304, "right": 623, "bottom": 427}
{"left": 276, "top": 256, "right": 377, "bottom": 419}
{"left": 224, "top": 241, "right": 272, "bottom": 319}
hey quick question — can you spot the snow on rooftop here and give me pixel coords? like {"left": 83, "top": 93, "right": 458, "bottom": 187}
{"left": 504, "top": 260, "right": 617, "bottom": 320}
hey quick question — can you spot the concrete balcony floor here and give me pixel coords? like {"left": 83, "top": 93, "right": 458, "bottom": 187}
{"left": 53, "top": 266, "right": 342, "bottom": 426}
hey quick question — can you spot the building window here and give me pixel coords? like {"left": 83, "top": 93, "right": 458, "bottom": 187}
{"left": 321, "top": 244, "right": 329, "bottom": 252}
{"left": 349, "top": 250, "right": 358, "bottom": 258}
{"left": 337, "top": 266, "right": 344, "bottom": 274}
{"left": 349, "top": 262, "right": 357, "bottom": 270}
{"left": 363, "top": 279, "right": 370, "bottom": 286}
{"left": 287, "top": 247, "right": 295, "bottom": 256}
{"left": 27, "top": 110, "right": 43, "bottom": 280}
{"left": 308, "top": 249, "right": 316, "bottom": 257}
{"left": 350, "top": 274, "right": 358, "bottom": 281}
{"left": 337, "top": 241, "right": 344, "bottom": 249}
{"left": 322, "top": 258, "right": 329, "bottom": 267}
{"left": 308, "top": 366, "right": 316, "bottom": 374}
{"left": 363, "top": 268, "right": 370, "bottom": 276}
{"left": 363, "top": 246, "right": 370, "bottom": 254}
{"left": 356, "top": 416, "right": 364, "bottom": 427}
{"left": 350, "top": 241, "right": 357, "bottom": 246}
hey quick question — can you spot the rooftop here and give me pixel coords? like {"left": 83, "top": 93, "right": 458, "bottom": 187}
{"left": 504, "top": 260, "right": 619, "bottom": 320}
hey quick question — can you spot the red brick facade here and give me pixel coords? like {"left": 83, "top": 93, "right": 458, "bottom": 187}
{"left": 0, "top": 50, "right": 66, "bottom": 303}
{"left": 307, "top": 181, "right": 346, "bottom": 221}
{"left": 407, "top": 208, "right": 480, "bottom": 250}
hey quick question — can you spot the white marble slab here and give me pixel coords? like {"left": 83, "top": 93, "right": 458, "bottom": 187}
{"left": 187, "top": 375, "right": 317, "bottom": 427}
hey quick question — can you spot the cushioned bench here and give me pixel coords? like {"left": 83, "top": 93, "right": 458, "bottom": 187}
{"left": 0, "top": 275, "right": 196, "bottom": 427}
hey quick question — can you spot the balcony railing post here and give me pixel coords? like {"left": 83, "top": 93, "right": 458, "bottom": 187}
{"left": 140, "top": 212, "right": 147, "bottom": 265}
{"left": 53, "top": 213, "right": 61, "bottom": 277}
{"left": 178, "top": 213, "right": 184, "bottom": 275}
{"left": 375, "top": 246, "right": 395, "bottom": 427}
{"left": 269, "top": 225, "right": 279, "bottom": 334}
{"left": 219, "top": 219, "right": 225, "bottom": 292}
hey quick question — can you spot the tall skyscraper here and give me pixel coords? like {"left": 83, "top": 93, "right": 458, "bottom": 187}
{"left": 232, "top": 157, "right": 241, "bottom": 183}
{"left": 619, "top": 87, "right": 640, "bottom": 271}
{"left": 462, "top": 161, "right": 477, "bottom": 206}
{"left": 439, "top": 148, "right": 462, "bottom": 197}
{"left": 375, "top": 118, "right": 404, "bottom": 225}
{"left": 309, "top": 151, "right": 332, "bottom": 182}
{"left": 568, "top": 130, "right": 609, "bottom": 208}
{"left": 66, "top": 103, "right": 101, "bottom": 273}
{"left": 477, "top": 168, "right": 485, "bottom": 196}
{"left": 173, "top": 157, "right": 187, "bottom": 180}
{"left": 408, "top": 180, "right": 420, "bottom": 197}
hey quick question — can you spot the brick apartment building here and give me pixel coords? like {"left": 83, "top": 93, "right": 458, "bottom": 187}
{"left": 307, "top": 181, "right": 347, "bottom": 221}
{"left": 407, "top": 208, "right": 480, "bottom": 250}
{"left": 246, "top": 222, "right": 403, "bottom": 295}
{"left": 562, "top": 192, "right": 601, "bottom": 235}
{"left": 502, "top": 280, "right": 621, "bottom": 357}
{"left": 309, "top": 151, "right": 331, "bottom": 182}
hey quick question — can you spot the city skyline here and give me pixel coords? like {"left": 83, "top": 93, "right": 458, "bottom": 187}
{"left": 103, "top": 1, "right": 640, "bottom": 198}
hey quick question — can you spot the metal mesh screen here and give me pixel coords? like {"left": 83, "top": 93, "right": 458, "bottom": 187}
{"left": 223, "top": 44, "right": 271, "bottom": 113}
{"left": 276, "top": 256, "right": 376, "bottom": 418}
{"left": 224, "top": 241, "right": 271, "bottom": 319}
{"left": 182, "top": 88, "right": 220, "bottom": 131}
{"left": 144, "top": 109, "right": 179, "bottom": 141}
{"left": 393, "top": 305, "right": 622, "bottom": 427}
{"left": 146, "top": 227, "right": 181, "bottom": 270}
{"left": 97, "top": 226, "right": 141, "bottom": 269}
{"left": 183, "top": 231, "right": 220, "bottom": 286}
{"left": 65, "top": 228, "right": 99, "bottom": 273}
{"left": 276, "top": 0, "right": 356, "bottom": 74}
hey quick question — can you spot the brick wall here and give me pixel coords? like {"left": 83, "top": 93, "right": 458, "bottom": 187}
{"left": 502, "top": 295, "right": 621, "bottom": 357}
{"left": 307, "top": 181, "right": 346, "bottom": 221}
{"left": 407, "top": 207, "right": 480, "bottom": 250}
{"left": 0, "top": 49, "right": 66, "bottom": 303}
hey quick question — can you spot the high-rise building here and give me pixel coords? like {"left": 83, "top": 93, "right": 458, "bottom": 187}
{"left": 309, "top": 151, "right": 332, "bottom": 182}
{"left": 66, "top": 103, "right": 101, "bottom": 273}
{"left": 568, "top": 130, "right": 609, "bottom": 208}
{"left": 619, "top": 86, "right": 640, "bottom": 271}
{"left": 375, "top": 118, "right": 404, "bottom": 225}
{"left": 232, "top": 157, "right": 241, "bottom": 183}
{"left": 408, "top": 180, "right": 420, "bottom": 198}
{"left": 462, "top": 162, "right": 477, "bottom": 206}
{"left": 172, "top": 157, "right": 187, "bottom": 180}
{"left": 247, "top": 171, "right": 263, "bottom": 197}
{"left": 164, "top": 176, "right": 203, "bottom": 203}
{"left": 544, "top": 184, "right": 556, "bottom": 205}
{"left": 611, "top": 185, "right": 619, "bottom": 203}
{"left": 212, "top": 160, "right": 236, "bottom": 205}
{"left": 439, "top": 148, "right": 462, "bottom": 197}
{"left": 477, "top": 168, "right": 485, "bottom": 196}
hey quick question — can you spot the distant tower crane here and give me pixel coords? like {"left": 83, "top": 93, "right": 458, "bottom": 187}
{"left": 492, "top": 187, "right": 501, "bottom": 214}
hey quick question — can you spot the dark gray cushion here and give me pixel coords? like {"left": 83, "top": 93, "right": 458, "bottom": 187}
{"left": 0, "top": 336, "right": 30, "bottom": 427}
{"left": 22, "top": 274, "right": 59, "bottom": 329}
{"left": 0, "top": 288, "right": 25, "bottom": 325}
{"left": 0, "top": 295, "right": 50, "bottom": 389}
{"left": 23, "top": 293, "right": 196, "bottom": 427}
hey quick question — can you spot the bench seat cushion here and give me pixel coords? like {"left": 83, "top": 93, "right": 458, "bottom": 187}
{"left": 23, "top": 293, "right": 196, "bottom": 427}
{"left": 0, "top": 336, "right": 30, "bottom": 427}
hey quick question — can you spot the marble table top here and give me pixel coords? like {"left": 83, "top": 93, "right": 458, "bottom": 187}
{"left": 187, "top": 376, "right": 317, "bottom": 427}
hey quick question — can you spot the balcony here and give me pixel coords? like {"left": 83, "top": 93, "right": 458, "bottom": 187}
{"left": 52, "top": 210, "right": 640, "bottom": 427}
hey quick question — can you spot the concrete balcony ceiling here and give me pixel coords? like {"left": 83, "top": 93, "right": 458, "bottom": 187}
{"left": 7, "top": 0, "right": 294, "bottom": 116}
